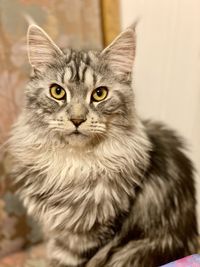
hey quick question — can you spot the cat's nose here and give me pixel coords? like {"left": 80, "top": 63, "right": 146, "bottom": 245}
{"left": 70, "top": 118, "right": 86, "bottom": 127}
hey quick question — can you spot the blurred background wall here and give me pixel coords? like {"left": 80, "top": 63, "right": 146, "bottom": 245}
{"left": 120, "top": 0, "right": 200, "bottom": 228}
{"left": 0, "top": 0, "right": 199, "bottom": 259}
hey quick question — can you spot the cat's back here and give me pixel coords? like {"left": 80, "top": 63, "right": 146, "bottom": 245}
{"left": 129, "top": 119, "right": 199, "bottom": 256}
{"left": 143, "top": 119, "right": 186, "bottom": 150}
{"left": 143, "top": 119, "right": 194, "bottom": 176}
{"left": 139, "top": 119, "right": 196, "bottom": 209}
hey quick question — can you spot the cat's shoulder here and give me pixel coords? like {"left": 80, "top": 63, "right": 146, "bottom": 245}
{"left": 142, "top": 119, "right": 186, "bottom": 150}
{"left": 141, "top": 119, "right": 194, "bottom": 176}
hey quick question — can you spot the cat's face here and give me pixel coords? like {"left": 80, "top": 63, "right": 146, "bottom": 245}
{"left": 25, "top": 25, "right": 136, "bottom": 148}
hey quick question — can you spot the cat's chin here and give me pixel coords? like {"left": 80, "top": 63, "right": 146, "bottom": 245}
{"left": 65, "top": 132, "right": 104, "bottom": 149}
{"left": 66, "top": 133, "right": 92, "bottom": 148}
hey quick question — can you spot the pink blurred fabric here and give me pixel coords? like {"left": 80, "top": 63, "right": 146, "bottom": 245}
{"left": 161, "top": 254, "right": 200, "bottom": 267}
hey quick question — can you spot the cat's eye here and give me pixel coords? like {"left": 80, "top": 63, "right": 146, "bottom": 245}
{"left": 91, "top": 87, "right": 108, "bottom": 102}
{"left": 50, "top": 84, "right": 66, "bottom": 100}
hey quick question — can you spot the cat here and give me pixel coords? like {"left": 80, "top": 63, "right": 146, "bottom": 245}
{"left": 9, "top": 24, "right": 199, "bottom": 267}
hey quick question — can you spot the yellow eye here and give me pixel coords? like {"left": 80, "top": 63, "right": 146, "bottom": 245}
{"left": 92, "top": 87, "right": 108, "bottom": 102}
{"left": 50, "top": 84, "right": 66, "bottom": 100}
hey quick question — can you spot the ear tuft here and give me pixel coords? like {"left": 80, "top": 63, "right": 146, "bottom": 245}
{"left": 27, "top": 25, "right": 63, "bottom": 70}
{"left": 101, "top": 28, "right": 136, "bottom": 78}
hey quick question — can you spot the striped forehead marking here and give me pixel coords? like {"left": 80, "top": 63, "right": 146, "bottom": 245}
{"left": 64, "top": 66, "right": 73, "bottom": 82}
{"left": 63, "top": 60, "right": 96, "bottom": 86}
{"left": 83, "top": 68, "right": 94, "bottom": 86}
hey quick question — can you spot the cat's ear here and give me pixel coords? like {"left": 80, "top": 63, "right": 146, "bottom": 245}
{"left": 101, "top": 28, "right": 136, "bottom": 78}
{"left": 27, "top": 25, "right": 63, "bottom": 70}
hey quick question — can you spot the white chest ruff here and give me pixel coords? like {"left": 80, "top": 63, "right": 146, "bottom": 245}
{"left": 16, "top": 124, "right": 150, "bottom": 233}
{"left": 23, "top": 150, "right": 136, "bottom": 233}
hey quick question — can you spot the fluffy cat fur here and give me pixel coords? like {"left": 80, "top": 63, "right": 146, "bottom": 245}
{"left": 9, "top": 25, "right": 199, "bottom": 267}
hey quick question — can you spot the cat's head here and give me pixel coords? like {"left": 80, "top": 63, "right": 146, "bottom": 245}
{"left": 25, "top": 25, "right": 137, "bottom": 148}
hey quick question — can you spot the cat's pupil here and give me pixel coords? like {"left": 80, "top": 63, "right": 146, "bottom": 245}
{"left": 96, "top": 89, "right": 103, "bottom": 97}
{"left": 56, "top": 87, "right": 61, "bottom": 95}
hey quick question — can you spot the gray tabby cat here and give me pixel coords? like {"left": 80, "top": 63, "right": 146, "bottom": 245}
{"left": 9, "top": 25, "right": 199, "bottom": 267}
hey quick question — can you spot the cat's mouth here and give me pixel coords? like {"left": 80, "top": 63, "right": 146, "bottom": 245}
{"left": 69, "top": 129, "right": 87, "bottom": 137}
{"left": 69, "top": 130, "right": 81, "bottom": 135}
{"left": 73, "top": 129, "right": 81, "bottom": 135}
